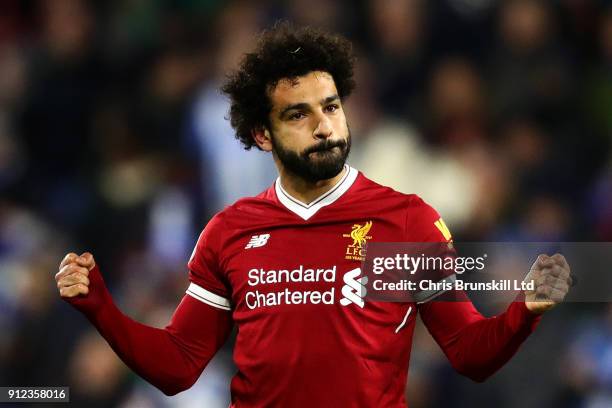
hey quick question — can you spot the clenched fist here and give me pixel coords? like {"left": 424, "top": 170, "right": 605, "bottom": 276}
{"left": 56, "top": 251, "right": 112, "bottom": 316}
{"left": 56, "top": 252, "right": 96, "bottom": 298}
{"left": 524, "top": 253, "right": 572, "bottom": 315}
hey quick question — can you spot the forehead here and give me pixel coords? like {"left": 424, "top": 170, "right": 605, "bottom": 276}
{"left": 268, "top": 71, "right": 338, "bottom": 109}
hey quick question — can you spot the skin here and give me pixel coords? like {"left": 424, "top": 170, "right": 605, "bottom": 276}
{"left": 252, "top": 70, "right": 351, "bottom": 205}
{"left": 523, "top": 253, "right": 572, "bottom": 314}
{"left": 56, "top": 252, "right": 95, "bottom": 298}
{"left": 56, "top": 70, "right": 571, "bottom": 314}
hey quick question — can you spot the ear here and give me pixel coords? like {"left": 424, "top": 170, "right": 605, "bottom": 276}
{"left": 252, "top": 127, "right": 273, "bottom": 152}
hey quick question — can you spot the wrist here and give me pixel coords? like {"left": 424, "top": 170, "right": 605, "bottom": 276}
{"left": 510, "top": 292, "right": 543, "bottom": 331}
{"left": 66, "top": 264, "right": 115, "bottom": 319}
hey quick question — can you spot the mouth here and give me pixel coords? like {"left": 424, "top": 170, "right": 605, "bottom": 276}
{"left": 308, "top": 146, "right": 342, "bottom": 158}
{"left": 312, "top": 145, "right": 340, "bottom": 152}
{"left": 306, "top": 142, "right": 345, "bottom": 156}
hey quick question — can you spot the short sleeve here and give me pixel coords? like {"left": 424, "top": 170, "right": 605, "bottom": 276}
{"left": 186, "top": 214, "right": 232, "bottom": 311}
{"left": 406, "top": 196, "right": 457, "bottom": 303}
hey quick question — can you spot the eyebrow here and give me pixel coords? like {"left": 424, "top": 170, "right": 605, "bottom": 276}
{"left": 279, "top": 94, "right": 340, "bottom": 118}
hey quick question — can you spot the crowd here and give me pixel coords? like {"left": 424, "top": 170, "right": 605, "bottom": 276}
{"left": 0, "top": 0, "right": 611, "bottom": 407}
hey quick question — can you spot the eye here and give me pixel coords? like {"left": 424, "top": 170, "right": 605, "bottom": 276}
{"left": 325, "top": 104, "right": 339, "bottom": 113}
{"left": 289, "top": 112, "right": 305, "bottom": 120}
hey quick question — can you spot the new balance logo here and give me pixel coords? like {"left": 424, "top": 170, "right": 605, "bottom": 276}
{"left": 245, "top": 234, "right": 270, "bottom": 249}
{"left": 340, "top": 268, "right": 368, "bottom": 308}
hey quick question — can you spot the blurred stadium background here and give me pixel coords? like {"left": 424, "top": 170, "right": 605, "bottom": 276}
{"left": 0, "top": 0, "right": 611, "bottom": 407}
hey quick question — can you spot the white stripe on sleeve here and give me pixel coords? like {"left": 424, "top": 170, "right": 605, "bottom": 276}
{"left": 186, "top": 282, "right": 231, "bottom": 311}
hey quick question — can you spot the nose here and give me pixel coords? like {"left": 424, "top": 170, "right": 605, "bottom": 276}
{"left": 313, "top": 113, "right": 333, "bottom": 140}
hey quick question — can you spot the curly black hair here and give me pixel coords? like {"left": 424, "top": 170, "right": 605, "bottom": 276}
{"left": 221, "top": 21, "right": 356, "bottom": 150}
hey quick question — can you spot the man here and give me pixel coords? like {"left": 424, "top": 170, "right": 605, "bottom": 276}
{"left": 56, "top": 23, "right": 572, "bottom": 407}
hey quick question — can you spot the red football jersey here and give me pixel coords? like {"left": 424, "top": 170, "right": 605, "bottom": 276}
{"left": 187, "top": 165, "right": 539, "bottom": 407}
{"left": 187, "top": 165, "right": 455, "bottom": 407}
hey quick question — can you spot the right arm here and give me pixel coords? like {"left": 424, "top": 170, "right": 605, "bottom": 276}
{"left": 56, "top": 253, "right": 233, "bottom": 396}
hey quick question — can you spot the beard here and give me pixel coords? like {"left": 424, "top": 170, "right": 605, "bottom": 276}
{"left": 271, "top": 129, "right": 352, "bottom": 183}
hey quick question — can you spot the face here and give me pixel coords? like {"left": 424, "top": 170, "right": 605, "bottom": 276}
{"left": 256, "top": 71, "right": 351, "bottom": 182}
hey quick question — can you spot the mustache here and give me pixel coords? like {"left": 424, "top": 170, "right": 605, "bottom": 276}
{"left": 303, "top": 139, "right": 348, "bottom": 156}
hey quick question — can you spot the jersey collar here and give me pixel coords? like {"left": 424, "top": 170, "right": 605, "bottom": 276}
{"left": 274, "top": 165, "right": 358, "bottom": 220}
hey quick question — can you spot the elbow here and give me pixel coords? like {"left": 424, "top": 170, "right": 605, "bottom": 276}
{"left": 155, "top": 371, "right": 200, "bottom": 396}
{"left": 159, "top": 385, "right": 186, "bottom": 397}
{"left": 160, "top": 387, "right": 181, "bottom": 397}
{"left": 451, "top": 360, "right": 496, "bottom": 383}
{"left": 462, "top": 371, "right": 491, "bottom": 383}
{"left": 158, "top": 377, "right": 197, "bottom": 396}
{"left": 160, "top": 387, "right": 185, "bottom": 397}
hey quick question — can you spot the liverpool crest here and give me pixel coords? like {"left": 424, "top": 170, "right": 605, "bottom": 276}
{"left": 343, "top": 221, "right": 373, "bottom": 261}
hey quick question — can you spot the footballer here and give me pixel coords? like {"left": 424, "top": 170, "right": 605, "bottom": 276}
{"left": 55, "top": 23, "right": 572, "bottom": 407}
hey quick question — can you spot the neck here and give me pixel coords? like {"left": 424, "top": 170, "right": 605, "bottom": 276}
{"left": 278, "top": 166, "right": 347, "bottom": 205}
